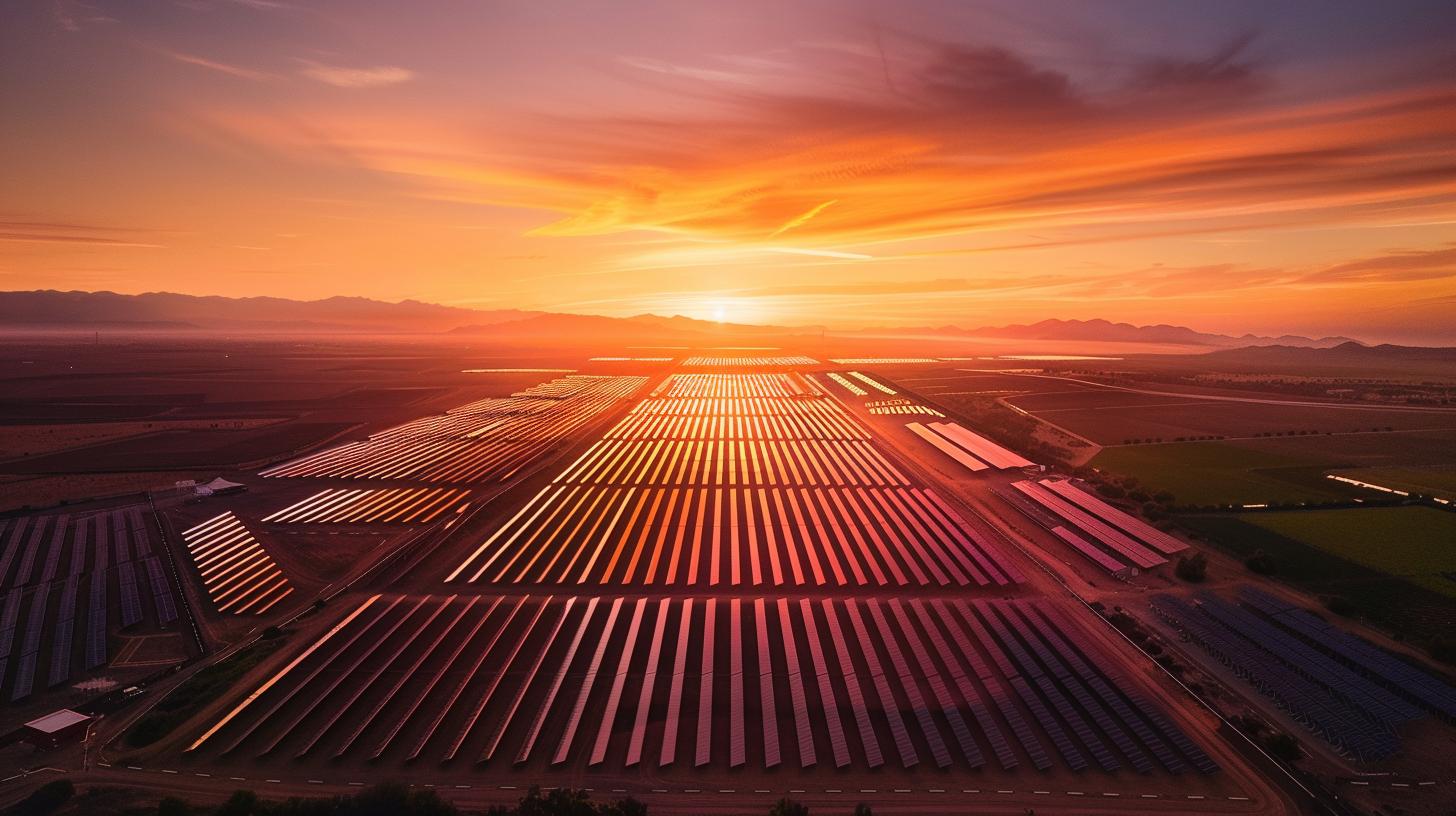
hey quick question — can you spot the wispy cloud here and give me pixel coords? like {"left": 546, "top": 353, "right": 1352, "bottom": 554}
{"left": 158, "top": 48, "right": 276, "bottom": 81}
{"left": 298, "top": 62, "right": 414, "bottom": 88}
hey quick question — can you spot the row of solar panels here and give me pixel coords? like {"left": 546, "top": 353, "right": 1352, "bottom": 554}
{"left": 909, "top": 421, "right": 1035, "bottom": 472}
{"left": 0, "top": 507, "right": 153, "bottom": 591}
{"left": 1238, "top": 587, "right": 1456, "bottom": 721}
{"left": 191, "top": 593, "right": 1217, "bottom": 776}
{"left": 0, "top": 554, "right": 179, "bottom": 701}
{"left": 1010, "top": 479, "right": 1188, "bottom": 578}
{"left": 1150, "top": 594, "right": 1404, "bottom": 761}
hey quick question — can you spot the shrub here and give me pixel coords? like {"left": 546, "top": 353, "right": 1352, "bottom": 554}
{"left": 11, "top": 779, "right": 74, "bottom": 816}
{"left": 768, "top": 798, "right": 810, "bottom": 816}
{"left": 1175, "top": 553, "right": 1208, "bottom": 583}
{"left": 1245, "top": 550, "right": 1277, "bottom": 575}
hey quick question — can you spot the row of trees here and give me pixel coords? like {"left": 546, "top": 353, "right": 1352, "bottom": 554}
{"left": 10, "top": 784, "right": 878, "bottom": 816}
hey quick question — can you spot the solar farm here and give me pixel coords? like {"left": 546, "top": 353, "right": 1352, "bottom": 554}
{"left": 84, "top": 358, "right": 1324, "bottom": 816}
{"left": 0, "top": 505, "right": 184, "bottom": 703}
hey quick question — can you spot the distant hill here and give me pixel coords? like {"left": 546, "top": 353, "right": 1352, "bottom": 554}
{"left": 0, "top": 290, "right": 1371, "bottom": 349}
{"left": 0, "top": 290, "right": 536, "bottom": 333}
{"left": 449, "top": 312, "right": 815, "bottom": 343}
{"left": 902, "top": 318, "right": 1355, "bottom": 348}
{"left": 1206, "top": 341, "right": 1456, "bottom": 363}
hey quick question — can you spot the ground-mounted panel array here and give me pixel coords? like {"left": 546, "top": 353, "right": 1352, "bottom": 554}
{"left": 910, "top": 422, "right": 1035, "bottom": 471}
{"left": 262, "top": 488, "right": 469, "bottom": 524}
{"left": 1152, "top": 587, "right": 1456, "bottom": 761}
{"left": 449, "top": 486, "right": 1020, "bottom": 587}
{"left": 179, "top": 512, "right": 292, "bottom": 615}
{"left": 682, "top": 356, "right": 819, "bottom": 367}
{"left": 451, "top": 373, "right": 1021, "bottom": 588}
{"left": 1009, "top": 479, "right": 1186, "bottom": 575}
{"left": 0, "top": 505, "right": 178, "bottom": 699}
{"left": 261, "top": 375, "right": 645, "bottom": 483}
{"left": 866, "top": 398, "right": 945, "bottom": 417}
{"left": 184, "top": 593, "right": 1216, "bottom": 777}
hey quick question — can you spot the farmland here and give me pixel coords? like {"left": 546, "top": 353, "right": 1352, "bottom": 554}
{"left": 1240, "top": 507, "right": 1456, "bottom": 599}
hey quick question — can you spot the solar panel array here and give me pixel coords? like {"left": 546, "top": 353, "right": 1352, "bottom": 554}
{"left": 0, "top": 506, "right": 178, "bottom": 700}
{"left": 828, "top": 358, "right": 939, "bottom": 364}
{"left": 180, "top": 513, "right": 293, "bottom": 615}
{"left": 186, "top": 593, "right": 1215, "bottom": 775}
{"left": 866, "top": 398, "right": 945, "bottom": 417}
{"left": 262, "top": 488, "right": 469, "bottom": 524}
{"left": 825, "top": 372, "right": 868, "bottom": 396}
{"left": 1149, "top": 593, "right": 1423, "bottom": 761}
{"left": 911, "top": 422, "right": 1035, "bottom": 470}
{"left": 682, "top": 356, "right": 819, "bottom": 367}
{"left": 261, "top": 375, "right": 645, "bottom": 483}
{"left": 451, "top": 373, "right": 1021, "bottom": 587}
{"left": 1237, "top": 587, "right": 1456, "bottom": 721}
{"left": 847, "top": 371, "right": 896, "bottom": 394}
{"left": 1010, "top": 479, "right": 1186, "bottom": 575}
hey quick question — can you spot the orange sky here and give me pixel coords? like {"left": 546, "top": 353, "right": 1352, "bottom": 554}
{"left": 4, "top": 1, "right": 1456, "bottom": 342}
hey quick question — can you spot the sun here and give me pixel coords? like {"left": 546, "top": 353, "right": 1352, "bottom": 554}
{"left": 711, "top": 302, "right": 728, "bottom": 323}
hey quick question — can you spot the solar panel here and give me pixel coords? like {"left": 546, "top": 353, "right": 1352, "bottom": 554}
{"left": 85, "top": 573, "right": 107, "bottom": 668}
{"left": 143, "top": 557, "right": 178, "bottom": 624}
{"left": 843, "top": 600, "right": 918, "bottom": 767}
{"left": 694, "top": 598, "right": 716, "bottom": 767}
{"left": 728, "top": 599, "right": 746, "bottom": 768}
{"left": 910, "top": 600, "right": 1017, "bottom": 770}
{"left": 590, "top": 597, "right": 648, "bottom": 766}
{"left": 818, "top": 599, "right": 882, "bottom": 768}
{"left": 117, "top": 561, "right": 142, "bottom": 627}
{"left": 553, "top": 597, "right": 622, "bottom": 765}
{"left": 776, "top": 599, "right": 815, "bottom": 767}
{"left": 39, "top": 513, "right": 68, "bottom": 584}
{"left": 865, "top": 600, "right": 951, "bottom": 768}
{"left": 886, "top": 600, "right": 982, "bottom": 768}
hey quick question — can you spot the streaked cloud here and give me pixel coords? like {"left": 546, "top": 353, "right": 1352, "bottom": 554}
{"left": 298, "top": 62, "right": 414, "bottom": 88}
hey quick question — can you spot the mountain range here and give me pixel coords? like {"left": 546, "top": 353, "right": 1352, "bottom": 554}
{"left": 0, "top": 289, "right": 1362, "bottom": 348}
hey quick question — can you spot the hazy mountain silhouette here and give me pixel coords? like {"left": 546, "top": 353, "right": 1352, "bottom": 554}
{"left": 0, "top": 290, "right": 1362, "bottom": 348}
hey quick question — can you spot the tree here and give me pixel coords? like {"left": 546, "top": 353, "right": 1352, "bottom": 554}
{"left": 215, "top": 791, "right": 261, "bottom": 816}
{"left": 767, "top": 798, "right": 809, "bottom": 816}
{"left": 157, "top": 797, "right": 191, "bottom": 816}
{"left": 1244, "top": 550, "right": 1276, "bottom": 575}
{"left": 1174, "top": 552, "right": 1208, "bottom": 583}
{"left": 853, "top": 805, "right": 873, "bottom": 816}
{"left": 11, "top": 779, "right": 74, "bottom": 816}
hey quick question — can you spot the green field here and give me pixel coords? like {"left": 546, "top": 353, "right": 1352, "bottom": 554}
{"left": 1180, "top": 510, "right": 1456, "bottom": 645}
{"left": 1090, "top": 441, "right": 1355, "bottom": 506}
{"left": 1242, "top": 507, "right": 1456, "bottom": 598}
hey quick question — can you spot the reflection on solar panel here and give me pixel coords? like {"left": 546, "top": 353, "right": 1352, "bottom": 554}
{"left": 450, "top": 485, "right": 1018, "bottom": 587}
{"left": 1011, "top": 481, "right": 1165, "bottom": 569}
{"left": 1037, "top": 479, "right": 1187, "bottom": 555}
{"left": 866, "top": 398, "right": 944, "bottom": 417}
{"left": 179, "top": 512, "right": 293, "bottom": 615}
{"left": 262, "top": 375, "right": 645, "bottom": 483}
{"left": 828, "top": 358, "right": 939, "bottom": 364}
{"left": 848, "top": 371, "right": 896, "bottom": 394}
{"left": 826, "top": 372, "right": 868, "bottom": 396}
{"left": 683, "top": 356, "right": 818, "bottom": 367}
{"left": 182, "top": 593, "right": 1221, "bottom": 773}
{"left": 262, "top": 488, "right": 469, "bottom": 524}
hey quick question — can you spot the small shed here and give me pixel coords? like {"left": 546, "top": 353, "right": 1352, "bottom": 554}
{"left": 21, "top": 710, "right": 91, "bottom": 749}
{"left": 195, "top": 477, "right": 246, "bottom": 497}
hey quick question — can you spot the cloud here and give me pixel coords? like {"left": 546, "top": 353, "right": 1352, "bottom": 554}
{"left": 1300, "top": 243, "right": 1456, "bottom": 284}
{"left": 52, "top": 0, "right": 115, "bottom": 32}
{"left": 159, "top": 48, "right": 275, "bottom": 81}
{"left": 299, "top": 62, "right": 414, "bottom": 88}
{"left": 0, "top": 221, "right": 164, "bottom": 248}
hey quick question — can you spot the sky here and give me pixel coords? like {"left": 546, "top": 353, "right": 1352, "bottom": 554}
{"left": 3, "top": 1, "right": 1456, "bottom": 342}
